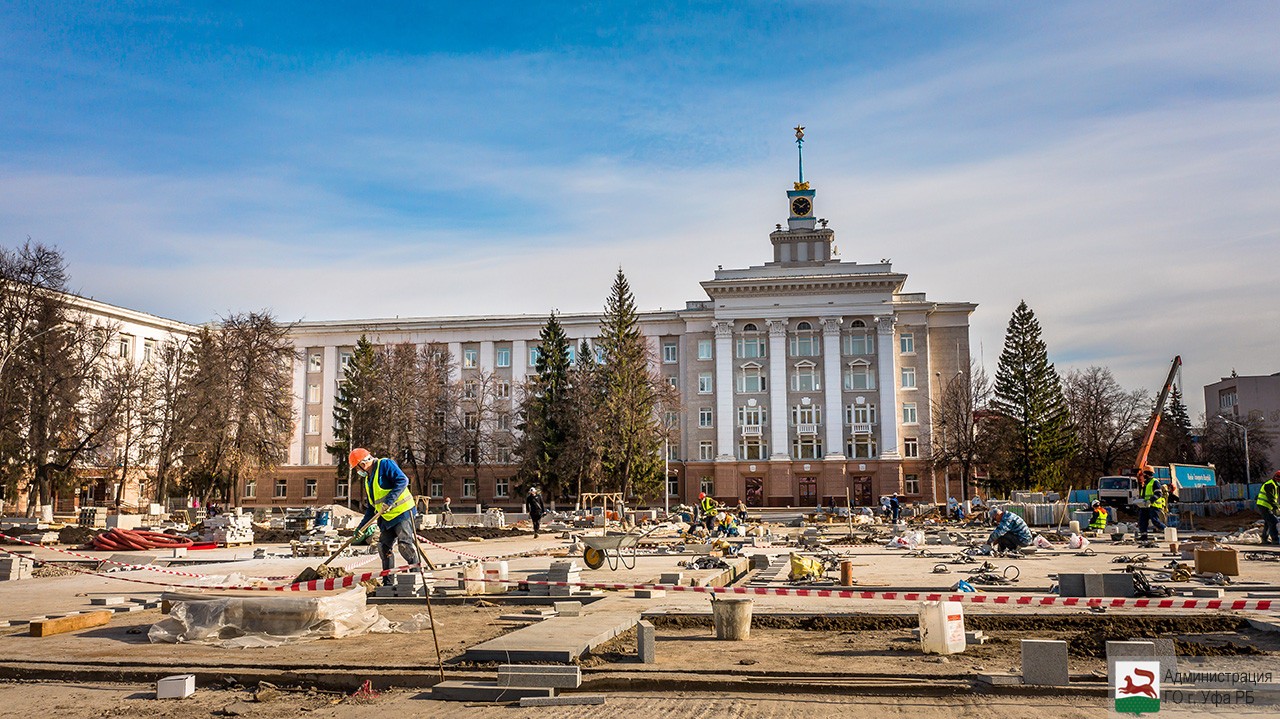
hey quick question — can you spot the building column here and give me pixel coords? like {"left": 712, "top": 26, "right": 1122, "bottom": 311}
{"left": 447, "top": 342, "right": 462, "bottom": 384}
{"left": 875, "top": 316, "right": 900, "bottom": 459}
{"left": 511, "top": 339, "right": 528, "bottom": 386}
{"left": 713, "top": 321, "right": 735, "bottom": 460}
{"left": 767, "top": 319, "right": 789, "bottom": 460}
{"left": 479, "top": 341, "right": 495, "bottom": 372}
{"left": 820, "top": 317, "right": 844, "bottom": 458}
{"left": 320, "top": 346, "right": 339, "bottom": 455}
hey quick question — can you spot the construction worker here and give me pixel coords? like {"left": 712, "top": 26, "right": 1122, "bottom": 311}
{"left": 525, "top": 486, "right": 545, "bottom": 539}
{"left": 1151, "top": 486, "right": 1170, "bottom": 528}
{"left": 350, "top": 448, "right": 419, "bottom": 585}
{"left": 699, "top": 492, "right": 717, "bottom": 531}
{"left": 1257, "top": 471, "right": 1279, "bottom": 546}
{"left": 1135, "top": 468, "right": 1161, "bottom": 541}
{"left": 985, "top": 507, "right": 1032, "bottom": 553}
{"left": 1088, "top": 500, "right": 1109, "bottom": 531}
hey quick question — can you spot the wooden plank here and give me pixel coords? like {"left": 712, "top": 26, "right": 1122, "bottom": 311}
{"left": 29, "top": 610, "right": 112, "bottom": 637}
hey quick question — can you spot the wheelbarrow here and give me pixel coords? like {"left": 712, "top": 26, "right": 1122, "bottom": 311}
{"left": 579, "top": 525, "right": 663, "bottom": 570}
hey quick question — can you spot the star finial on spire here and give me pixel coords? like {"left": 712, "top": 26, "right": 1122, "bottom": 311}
{"left": 794, "top": 125, "right": 805, "bottom": 141}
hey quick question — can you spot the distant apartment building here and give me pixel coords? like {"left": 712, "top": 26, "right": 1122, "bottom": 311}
{"left": 265, "top": 175, "right": 977, "bottom": 510}
{"left": 1204, "top": 372, "right": 1280, "bottom": 475}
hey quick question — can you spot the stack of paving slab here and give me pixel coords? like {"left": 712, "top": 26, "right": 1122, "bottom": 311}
{"left": 0, "top": 555, "right": 33, "bottom": 581}
{"left": 527, "top": 560, "right": 579, "bottom": 597}
{"left": 432, "top": 664, "right": 600, "bottom": 705}
{"left": 375, "top": 572, "right": 429, "bottom": 598}
{"left": 203, "top": 513, "right": 254, "bottom": 546}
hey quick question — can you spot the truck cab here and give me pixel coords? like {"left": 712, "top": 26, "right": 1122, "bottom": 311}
{"left": 1097, "top": 476, "right": 1139, "bottom": 512}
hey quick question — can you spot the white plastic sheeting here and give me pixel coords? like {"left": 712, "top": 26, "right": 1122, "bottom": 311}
{"left": 149, "top": 587, "right": 391, "bottom": 649}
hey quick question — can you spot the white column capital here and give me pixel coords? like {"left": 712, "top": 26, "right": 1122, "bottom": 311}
{"left": 875, "top": 315, "right": 897, "bottom": 336}
{"left": 766, "top": 319, "right": 790, "bottom": 337}
{"left": 713, "top": 321, "right": 734, "bottom": 338}
{"left": 819, "top": 316, "right": 842, "bottom": 334}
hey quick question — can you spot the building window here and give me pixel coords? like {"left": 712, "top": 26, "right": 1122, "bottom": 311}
{"left": 463, "top": 412, "right": 478, "bottom": 430}
{"left": 463, "top": 348, "right": 478, "bottom": 368}
{"left": 737, "top": 364, "right": 766, "bottom": 393}
{"left": 737, "top": 404, "right": 768, "bottom": 428}
{"left": 790, "top": 322, "right": 819, "bottom": 357}
{"left": 430, "top": 480, "right": 443, "bottom": 499}
{"left": 667, "top": 375, "right": 678, "bottom": 388}
{"left": 497, "top": 446, "right": 513, "bottom": 464}
{"left": 309, "top": 353, "right": 322, "bottom": 372}
{"left": 903, "top": 438, "right": 919, "bottom": 458}
{"left": 738, "top": 438, "right": 768, "bottom": 460}
{"left": 699, "top": 441, "right": 714, "bottom": 460}
{"left": 463, "top": 478, "right": 477, "bottom": 498}
{"left": 698, "top": 407, "right": 713, "bottom": 428}
{"left": 496, "top": 380, "right": 511, "bottom": 399}
{"left": 304, "top": 478, "right": 318, "bottom": 498}
{"left": 336, "top": 478, "right": 349, "bottom": 499}
{"left": 900, "top": 333, "right": 915, "bottom": 354}
{"left": 844, "top": 362, "right": 875, "bottom": 390}
{"left": 306, "top": 446, "right": 321, "bottom": 465}
{"left": 307, "top": 414, "right": 320, "bottom": 435}
{"left": 736, "top": 335, "right": 767, "bottom": 359}
{"left": 274, "top": 479, "right": 288, "bottom": 498}
{"left": 902, "top": 403, "right": 918, "bottom": 424}
{"left": 901, "top": 367, "right": 917, "bottom": 389}
{"left": 662, "top": 341, "right": 678, "bottom": 363}
{"left": 497, "top": 413, "right": 511, "bottom": 431}
{"left": 845, "top": 403, "right": 877, "bottom": 426}
{"left": 844, "top": 333, "right": 874, "bottom": 356}
{"left": 496, "top": 347, "right": 511, "bottom": 367}
{"left": 496, "top": 476, "right": 510, "bottom": 497}
{"left": 905, "top": 474, "right": 920, "bottom": 495}
{"left": 307, "top": 384, "right": 321, "bottom": 403}
{"left": 792, "top": 362, "right": 820, "bottom": 391}
{"left": 1219, "top": 392, "right": 1237, "bottom": 409}
{"left": 698, "top": 372, "right": 713, "bottom": 394}
{"left": 792, "top": 437, "right": 823, "bottom": 460}
{"left": 118, "top": 335, "right": 133, "bottom": 359}
{"left": 464, "top": 380, "right": 478, "bottom": 399}
{"left": 339, "top": 351, "right": 353, "bottom": 369}
{"left": 143, "top": 339, "right": 155, "bottom": 363}
{"left": 700, "top": 477, "right": 715, "bottom": 496}
{"left": 668, "top": 443, "right": 679, "bottom": 461}
{"left": 529, "top": 346, "right": 541, "bottom": 367}
{"left": 848, "top": 436, "right": 878, "bottom": 459}
{"left": 791, "top": 404, "right": 822, "bottom": 426}
{"left": 698, "top": 339, "right": 713, "bottom": 360}
{"left": 668, "top": 474, "right": 680, "bottom": 497}
{"left": 244, "top": 479, "right": 256, "bottom": 498}
{"left": 463, "top": 445, "right": 478, "bottom": 463}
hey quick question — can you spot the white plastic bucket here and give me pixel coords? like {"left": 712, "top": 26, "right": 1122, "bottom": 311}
{"left": 918, "top": 600, "right": 966, "bottom": 655}
{"left": 711, "top": 597, "right": 753, "bottom": 640}
{"left": 483, "top": 560, "right": 509, "bottom": 594}
{"left": 1164, "top": 527, "right": 1178, "bottom": 544}
{"left": 1069, "top": 520, "right": 1081, "bottom": 534}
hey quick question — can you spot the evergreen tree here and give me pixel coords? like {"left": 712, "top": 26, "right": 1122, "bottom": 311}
{"left": 327, "top": 335, "right": 384, "bottom": 472}
{"left": 990, "top": 301, "right": 1075, "bottom": 491}
{"left": 1151, "top": 386, "right": 1196, "bottom": 465}
{"left": 514, "top": 314, "right": 573, "bottom": 498}
{"left": 595, "top": 270, "right": 664, "bottom": 501}
{"left": 562, "top": 338, "right": 604, "bottom": 500}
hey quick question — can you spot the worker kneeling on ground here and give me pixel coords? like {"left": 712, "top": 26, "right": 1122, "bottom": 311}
{"left": 985, "top": 507, "right": 1032, "bottom": 553}
{"left": 1088, "top": 500, "right": 1108, "bottom": 531}
{"left": 350, "top": 447, "right": 419, "bottom": 585}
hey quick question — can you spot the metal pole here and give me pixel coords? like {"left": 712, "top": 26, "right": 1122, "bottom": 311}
{"left": 1221, "top": 416, "right": 1251, "bottom": 484}
{"left": 664, "top": 438, "right": 669, "bottom": 517}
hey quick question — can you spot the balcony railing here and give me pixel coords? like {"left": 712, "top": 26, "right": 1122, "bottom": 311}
{"left": 851, "top": 422, "right": 873, "bottom": 435}
{"left": 740, "top": 424, "right": 763, "bottom": 436}
{"left": 796, "top": 423, "right": 819, "bottom": 435}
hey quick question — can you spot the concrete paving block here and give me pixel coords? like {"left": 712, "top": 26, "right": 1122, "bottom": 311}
{"left": 499, "top": 614, "right": 551, "bottom": 623}
{"left": 1084, "top": 573, "right": 1135, "bottom": 598}
{"left": 523, "top": 607, "right": 557, "bottom": 616}
{"left": 638, "top": 620, "right": 655, "bottom": 664}
{"left": 519, "top": 695, "right": 605, "bottom": 707}
{"left": 659, "top": 572, "right": 684, "bottom": 586}
{"left": 90, "top": 597, "right": 127, "bottom": 606}
{"left": 1190, "top": 587, "right": 1225, "bottom": 598}
{"left": 497, "top": 665, "right": 582, "bottom": 689}
{"left": 1056, "top": 573, "right": 1087, "bottom": 597}
{"left": 976, "top": 674, "right": 1023, "bottom": 686}
{"left": 553, "top": 601, "right": 582, "bottom": 617}
{"left": 1107, "top": 641, "right": 1156, "bottom": 685}
{"left": 1021, "top": 639, "right": 1070, "bottom": 686}
{"left": 633, "top": 589, "right": 665, "bottom": 599}
{"left": 430, "top": 680, "right": 554, "bottom": 702}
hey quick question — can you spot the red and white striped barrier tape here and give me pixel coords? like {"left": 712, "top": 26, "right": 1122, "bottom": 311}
{"left": 0, "top": 531, "right": 292, "bottom": 581}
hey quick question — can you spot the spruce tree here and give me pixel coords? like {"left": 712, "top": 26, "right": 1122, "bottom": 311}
{"left": 1153, "top": 386, "right": 1196, "bottom": 465}
{"left": 596, "top": 270, "right": 664, "bottom": 501}
{"left": 327, "top": 335, "right": 383, "bottom": 474}
{"left": 514, "top": 314, "right": 573, "bottom": 498}
{"left": 990, "top": 301, "right": 1076, "bottom": 491}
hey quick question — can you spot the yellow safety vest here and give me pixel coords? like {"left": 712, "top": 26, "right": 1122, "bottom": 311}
{"left": 1151, "top": 495, "right": 1166, "bottom": 512}
{"left": 365, "top": 460, "right": 413, "bottom": 521}
{"left": 1141, "top": 479, "right": 1158, "bottom": 501}
{"left": 1089, "top": 507, "right": 1108, "bottom": 529}
{"left": 700, "top": 496, "right": 716, "bottom": 515}
{"left": 1258, "top": 480, "right": 1278, "bottom": 511}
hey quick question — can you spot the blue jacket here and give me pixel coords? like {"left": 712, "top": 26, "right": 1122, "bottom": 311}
{"left": 360, "top": 457, "right": 415, "bottom": 531}
{"left": 988, "top": 510, "right": 1032, "bottom": 546}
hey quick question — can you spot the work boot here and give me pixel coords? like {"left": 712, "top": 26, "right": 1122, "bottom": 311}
{"left": 533, "top": 532, "right": 539, "bottom": 539}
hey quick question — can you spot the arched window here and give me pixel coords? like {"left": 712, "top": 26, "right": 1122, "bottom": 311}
{"left": 849, "top": 319, "right": 866, "bottom": 329}
{"left": 796, "top": 321, "right": 812, "bottom": 331}
{"left": 742, "top": 322, "right": 759, "bottom": 332}
{"left": 790, "top": 321, "right": 819, "bottom": 357}
{"left": 736, "top": 325, "right": 766, "bottom": 358}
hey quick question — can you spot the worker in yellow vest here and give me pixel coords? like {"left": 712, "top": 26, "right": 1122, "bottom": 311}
{"left": 1258, "top": 471, "right": 1279, "bottom": 546}
{"left": 1088, "top": 500, "right": 1108, "bottom": 531}
{"left": 350, "top": 448, "right": 419, "bottom": 585}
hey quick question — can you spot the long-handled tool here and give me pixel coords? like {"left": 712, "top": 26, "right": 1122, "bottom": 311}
{"left": 407, "top": 516, "right": 446, "bottom": 682}
{"left": 293, "top": 512, "right": 379, "bottom": 584}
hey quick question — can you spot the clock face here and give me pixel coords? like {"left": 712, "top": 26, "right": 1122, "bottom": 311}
{"left": 791, "top": 197, "right": 812, "bottom": 217}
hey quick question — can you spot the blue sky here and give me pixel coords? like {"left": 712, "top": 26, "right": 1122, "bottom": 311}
{"left": 2, "top": 2, "right": 1278, "bottom": 417}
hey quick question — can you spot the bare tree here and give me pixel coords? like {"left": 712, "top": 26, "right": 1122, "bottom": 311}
{"left": 454, "top": 369, "right": 504, "bottom": 501}
{"left": 1063, "top": 366, "right": 1149, "bottom": 482}
{"left": 930, "top": 361, "right": 990, "bottom": 501}
{"left": 143, "top": 337, "right": 198, "bottom": 506}
{"left": 1199, "top": 412, "right": 1275, "bottom": 483}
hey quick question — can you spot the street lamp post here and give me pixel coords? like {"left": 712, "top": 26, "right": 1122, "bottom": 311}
{"left": 1219, "top": 416, "right": 1251, "bottom": 484}
{"left": 663, "top": 437, "right": 669, "bottom": 518}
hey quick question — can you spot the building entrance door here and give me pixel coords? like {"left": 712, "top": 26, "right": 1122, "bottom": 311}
{"left": 745, "top": 477, "right": 764, "bottom": 507}
{"left": 798, "top": 477, "right": 817, "bottom": 506}
{"left": 852, "top": 477, "right": 873, "bottom": 508}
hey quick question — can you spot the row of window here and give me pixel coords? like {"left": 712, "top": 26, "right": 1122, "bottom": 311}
{"left": 680, "top": 434, "right": 923, "bottom": 461}
{"left": 246, "top": 475, "right": 514, "bottom": 500}
{"left": 695, "top": 404, "right": 882, "bottom": 429}
{"left": 116, "top": 335, "right": 158, "bottom": 362}
{"left": 692, "top": 364, "right": 919, "bottom": 395}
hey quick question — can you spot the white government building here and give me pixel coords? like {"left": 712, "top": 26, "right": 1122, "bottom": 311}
{"left": 275, "top": 159, "right": 978, "bottom": 511}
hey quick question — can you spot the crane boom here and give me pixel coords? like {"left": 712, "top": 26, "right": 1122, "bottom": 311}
{"left": 1132, "top": 355, "right": 1182, "bottom": 474}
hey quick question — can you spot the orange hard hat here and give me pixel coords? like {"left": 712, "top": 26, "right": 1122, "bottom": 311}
{"left": 699, "top": 492, "right": 706, "bottom": 499}
{"left": 348, "top": 447, "right": 372, "bottom": 468}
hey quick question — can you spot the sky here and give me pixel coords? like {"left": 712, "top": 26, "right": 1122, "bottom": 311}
{"left": 2, "top": 1, "right": 1278, "bottom": 420}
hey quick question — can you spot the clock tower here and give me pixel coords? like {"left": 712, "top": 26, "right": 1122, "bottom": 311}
{"left": 770, "top": 126, "right": 834, "bottom": 266}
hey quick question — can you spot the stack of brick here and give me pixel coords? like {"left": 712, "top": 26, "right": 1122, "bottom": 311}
{"left": 375, "top": 572, "right": 428, "bottom": 598}
{"left": 0, "top": 555, "right": 34, "bottom": 581}
{"left": 204, "top": 513, "right": 254, "bottom": 546}
{"left": 548, "top": 561, "right": 580, "bottom": 597}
